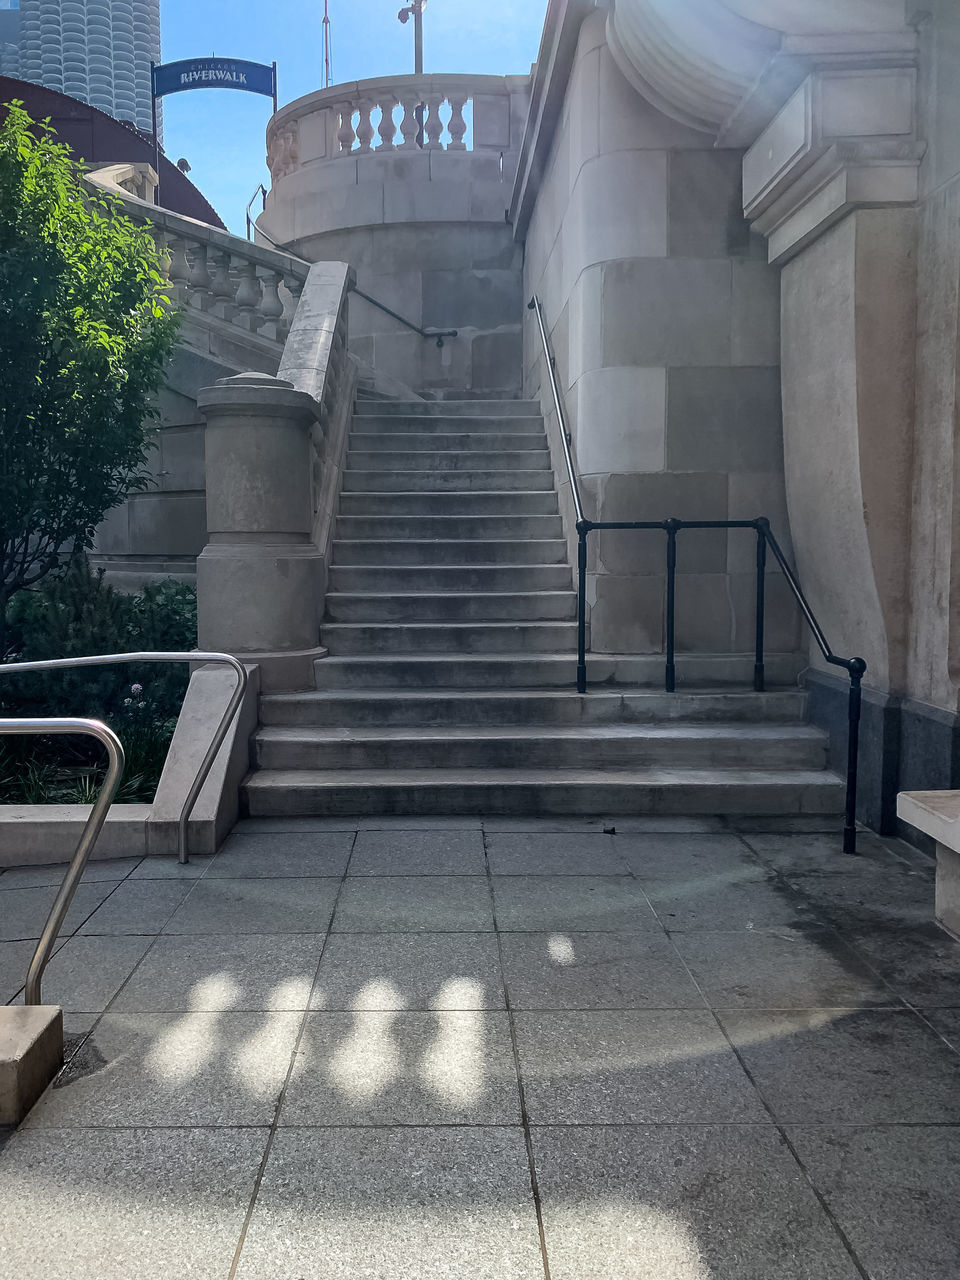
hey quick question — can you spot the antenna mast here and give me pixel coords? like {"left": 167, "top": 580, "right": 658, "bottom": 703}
{"left": 322, "top": 0, "right": 333, "bottom": 88}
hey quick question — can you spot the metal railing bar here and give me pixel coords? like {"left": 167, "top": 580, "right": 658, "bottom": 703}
{"left": 0, "top": 716, "right": 124, "bottom": 1005}
{"left": 349, "top": 285, "right": 458, "bottom": 348}
{"left": 528, "top": 295, "right": 586, "bottom": 526}
{"left": 0, "top": 652, "right": 247, "bottom": 865}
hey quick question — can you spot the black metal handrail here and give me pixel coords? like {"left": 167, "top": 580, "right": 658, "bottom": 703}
{"left": 528, "top": 294, "right": 866, "bottom": 855}
{"left": 350, "top": 284, "right": 458, "bottom": 348}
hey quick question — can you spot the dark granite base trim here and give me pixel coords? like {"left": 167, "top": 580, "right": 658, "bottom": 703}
{"left": 804, "top": 670, "right": 960, "bottom": 851}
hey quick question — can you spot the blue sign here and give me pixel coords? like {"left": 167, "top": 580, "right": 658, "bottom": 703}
{"left": 152, "top": 58, "right": 276, "bottom": 103}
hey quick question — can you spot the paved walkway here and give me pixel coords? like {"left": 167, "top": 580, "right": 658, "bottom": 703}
{"left": 1, "top": 815, "right": 959, "bottom": 1278}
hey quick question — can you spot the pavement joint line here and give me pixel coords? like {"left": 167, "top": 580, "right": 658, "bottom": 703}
{"left": 226, "top": 826, "right": 359, "bottom": 1280}
{"left": 483, "top": 824, "right": 552, "bottom": 1280}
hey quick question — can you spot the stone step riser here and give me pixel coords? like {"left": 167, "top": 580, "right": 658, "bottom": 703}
{"left": 255, "top": 735, "right": 827, "bottom": 772}
{"left": 339, "top": 491, "right": 560, "bottom": 516}
{"left": 346, "top": 451, "right": 552, "bottom": 472}
{"left": 323, "top": 592, "right": 578, "bottom": 623}
{"left": 260, "top": 691, "right": 810, "bottom": 729}
{"left": 320, "top": 622, "right": 580, "bottom": 656}
{"left": 354, "top": 402, "right": 541, "bottom": 418}
{"left": 313, "top": 656, "right": 578, "bottom": 689}
{"left": 343, "top": 470, "right": 555, "bottom": 492}
{"left": 331, "top": 539, "right": 567, "bottom": 567}
{"left": 327, "top": 564, "right": 574, "bottom": 591}
{"left": 243, "top": 775, "right": 845, "bottom": 818}
{"left": 335, "top": 515, "right": 563, "bottom": 540}
{"left": 349, "top": 432, "right": 547, "bottom": 451}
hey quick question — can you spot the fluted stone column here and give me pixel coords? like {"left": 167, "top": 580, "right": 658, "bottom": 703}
{"left": 196, "top": 372, "right": 325, "bottom": 692}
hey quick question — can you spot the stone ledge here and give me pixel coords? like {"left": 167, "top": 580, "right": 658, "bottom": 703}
{"left": 898, "top": 791, "right": 960, "bottom": 940}
{"left": 0, "top": 1006, "right": 62, "bottom": 1126}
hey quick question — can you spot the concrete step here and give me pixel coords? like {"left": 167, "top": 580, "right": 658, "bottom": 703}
{"left": 323, "top": 591, "right": 578, "bottom": 623}
{"left": 260, "top": 689, "right": 810, "bottom": 728}
{"left": 338, "top": 490, "right": 560, "bottom": 516}
{"left": 346, "top": 450, "right": 552, "bottom": 472}
{"left": 312, "top": 654, "right": 579, "bottom": 689}
{"left": 320, "top": 621, "right": 580, "bottom": 656}
{"left": 335, "top": 514, "right": 563, "bottom": 540}
{"left": 343, "top": 470, "right": 555, "bottom": 492}
{"left": 242, "top": 767, "right": 846, "bottom": 817}
{"left": 330, "top": 539, "right": 567, "bottom": 566}
{"left": 353, "top": 400, "right": 542, "bottom": 418}
{"left": 254, "top": 723, "right": 828, "bottom": 771}
{"left": 349, "top": 431, "right": 547, "bottom": 451}
{"left": 326, "top": 564, "right": 574, "bottom": 592}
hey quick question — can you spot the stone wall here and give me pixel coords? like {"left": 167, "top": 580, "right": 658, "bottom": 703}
{"left": 518, "top": 8, "right": 798, "bottom": 664}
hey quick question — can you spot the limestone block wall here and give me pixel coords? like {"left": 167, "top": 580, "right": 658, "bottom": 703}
{"left": 261, "top": 76, "right": 530, "bottom": 399}
{"left": 519, "top": 9, "right": 797, "bottom": 661}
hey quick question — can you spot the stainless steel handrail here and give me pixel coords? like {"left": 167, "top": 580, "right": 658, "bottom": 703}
{"left": 528, "top": 294, "right": 585, "bottom": 525}
{"left": 0, "top": 716, "right": 124, "bottom": 1004}
{"left": 0, "top": 652, "right": 247, "bottom": 864}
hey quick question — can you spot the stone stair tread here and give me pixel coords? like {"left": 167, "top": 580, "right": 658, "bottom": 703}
{"left": 255, "top": 723, "right": 825, "bottom": 742}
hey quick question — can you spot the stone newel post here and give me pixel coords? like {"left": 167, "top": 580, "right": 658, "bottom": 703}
{"left": 196, "top": 371, "right": 325, "bottom": 691}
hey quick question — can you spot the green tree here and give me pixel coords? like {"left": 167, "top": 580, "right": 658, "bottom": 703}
{"left": 0, "top": 102, "right": 179, "bottom": 655}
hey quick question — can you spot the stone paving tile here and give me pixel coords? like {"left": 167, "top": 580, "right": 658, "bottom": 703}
{"left": 0, "top": 857, "right": 141, "bottom": 889}
{"left": 531, "top": 1124, "right": 862, "bottom": 1280}
{"left": 234, "top": 1127, "right": 544, "bottom": 1280}
{"left": 358, "top": 816, "right": 484, "bottom": 830}
{"left": 644, "top": 869, "right": 825, "bottom": 932}
{"left": 20, "top": 934, "right": 154, "bottom": 1012}
{"left": 617, "top": 833, "right": 763, "bottom": 880}
{"left": 311, "top": 932, "right": 504, "bottom": 1010}
{"left": 482, "top": 816, "right": 727, "bottom": 834}
{"left": 485, "top": 832, "right": 631, "bottom": 876}
{"left": 280, "top": 1010, "right": 521, "bottom": 1125}
{"left": 0, "top": 938, "right": 42, "bottom": 1002}
{"left": 77, "top": 879, "right": 197, "bottom": 935}
{"left": 671, "top": 927, "right": 894, "bottom": 1009}
{"left": 780, "top": 864, "right": 935, "bottom": 932}
{"left": 492, "top": 876, "right": 658, "bottom": 932}
{"left": 233, "top": 816, "right": 359, "bottom": 834}
{"left": 786, "top": 1124, "right": 960, "bottom": 1280}
{"left": 741, "top": 830, "right": 922, "bottom": 876}
{"left": 720, "top": 1008, "right": 960, "bottom": 1123}
{"left": 0, "top": 1126, "right": 268, "bottom": 1280}
{"left": 25, "top": 1010, "right": 303, "bottom": 1128}
{"left": 163, "top": 876, "right": 341, "bottom": 935}
{"left": 333, "top": 876, "right": 494, "bottom": 932}
{"left": 349, "top": 830, "right": 486, "bottom": 876}
{"left": 0, "top": 881, "right": 121, "bottom": 941}
{"left": 112, "top": 934, "right": 324, "bottom": 1012}
{"left": 918, "top": 1007, "right": 960, "bottom": 1049}
{"left": 206, "top": 831, "right": 354, "bottom": 878}
{"left": 499, "top": 931, "right": 704, "bottom": 1010}
{"left": 839, "top": 921, "right": 960, "bottom": 1007}
{"left": 729, "top": 815, "right": 845, "bottom": 834}
{"left": 513, "top": 1010, "right": 767, "bottom": 1124}
{"left": 128, "top": 855, "right": 216, "bottom": 879}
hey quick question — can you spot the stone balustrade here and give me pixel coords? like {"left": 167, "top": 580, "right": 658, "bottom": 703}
{"left": 85, "top": 164, "right": 310, "bottom": 352}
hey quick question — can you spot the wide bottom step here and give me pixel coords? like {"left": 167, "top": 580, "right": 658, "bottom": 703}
{"left": 243, "top": 767, "right": 844, "bottom": 817}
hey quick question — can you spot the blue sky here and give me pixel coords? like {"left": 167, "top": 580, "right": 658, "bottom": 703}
{"left": 160, "top": 0, "right": 547, "bottom": 233}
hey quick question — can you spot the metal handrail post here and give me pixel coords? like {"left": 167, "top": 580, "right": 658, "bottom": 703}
{"left": 754, "top": 519, "right": 767, "bottom": 693}
{"left": 576, "top": 523, "right": 589, "bottom": 694}
{"left": 664, "top": 519, "right": 679, "bottom": 693}
{"left": 843, "top": 659, "right": 866, "bottom": 855}
{"left": 0, "top": 717, "right": 124, "bottom": 1004}
{"left": 0, "top": 651, "right": 247, "bottom": 864}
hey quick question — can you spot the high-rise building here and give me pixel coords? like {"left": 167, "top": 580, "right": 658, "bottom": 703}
{"left": 0, "top": 1, "right": 20, "bottom": 77}
{"left": 15, "top": 0, "right": 159, "bottom": 135}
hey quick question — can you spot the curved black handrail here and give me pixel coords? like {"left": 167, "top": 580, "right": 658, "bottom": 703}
{"left": 350, "top": 284, "right": 458, "bottom": 348}
{"left": 528, "top": 293, "right": 866, "bottom": 855}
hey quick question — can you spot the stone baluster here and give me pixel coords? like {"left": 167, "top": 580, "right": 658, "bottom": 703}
{"left": 423, "top": 94, "right": 445, "bottom": 149}
{"left": 258, "top": 268, "right": 285, "bottom": 341}
{"left": 377, "top": 96, "right": 398, "bottom": 151}
{"left": 210, "top": 250, "right": 236, "bottom": 322}
{"left": 166, "top": 236, "right": 191, "bottom": 306}
{"left": 398, "top": 93, "right": 421, "bottom": 150}
{"left": 188, "top": 241, "right": 214, "bottom": 311}
{"left": 337, "top": 104, "right": 357, "bottom": 154}
{"left": 234, "top": 259, "right": 264, "bottom": 331}
{"left": 447, "top": 94, "right": 468, "bottom": 150}
{"left": 355, "top": 100, "right": 375, "bottom": 153}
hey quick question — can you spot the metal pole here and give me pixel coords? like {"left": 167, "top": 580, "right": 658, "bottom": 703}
{"left": 577, "top": 524, "right": 588, "bottom": 694}
{"left": 754, "top": 520, "right": 767, "bottom": 693}
{"left": 665, "top": 519, "right": 679, "bottom": 692}
{"left": 414, "top": 0, "right": 423, "bottom": 74}
{"left": 272, "top": 60, "right": 278, "bottom": 114}
{"left": 150, "top": 61, "right": 160, "bottom": 207}
{"left": 843, "top": 658, "right": 866, "bottom": 855}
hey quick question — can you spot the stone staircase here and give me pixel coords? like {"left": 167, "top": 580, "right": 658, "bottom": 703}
{"left": 242, "top": 398, "right": 845, "bottom": 817}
